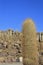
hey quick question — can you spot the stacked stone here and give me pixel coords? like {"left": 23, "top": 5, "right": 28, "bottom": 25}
{"left": 0, "top": 29, "right": 22, "bottom": 63}
{"left": 39, "top": 33, "right": 43, "bottom": 65}
{"left": 37, "top": 32, "right": 43, "bottom": 65}
{"left": 0, "top": 28, "right": 43, "bottom": 65}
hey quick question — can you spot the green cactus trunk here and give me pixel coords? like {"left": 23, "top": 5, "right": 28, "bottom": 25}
{"left": 22, "top": 19, "right": 39, "bottom": 65}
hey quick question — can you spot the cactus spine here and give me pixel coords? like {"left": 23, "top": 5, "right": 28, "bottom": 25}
{"left": 22, "top": 19, "right": 39, "bottom": 65}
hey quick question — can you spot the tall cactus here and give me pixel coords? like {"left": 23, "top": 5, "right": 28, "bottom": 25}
{"left": 22, "top": 19, "right": 39, "bottom": 65}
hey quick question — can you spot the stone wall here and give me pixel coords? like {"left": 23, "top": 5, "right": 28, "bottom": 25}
{"left": 0, "top": 29, "right": 23, "bottom": 63}
{"left": 37, "top": 32, "right": 43, "bottom": 65}
{"left": 0, "top": 29, "right": 43, "bottom": 65}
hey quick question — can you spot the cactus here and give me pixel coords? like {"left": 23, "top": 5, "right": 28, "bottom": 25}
{"left": 22, "top": 19, "right": 39, "bottom": 65}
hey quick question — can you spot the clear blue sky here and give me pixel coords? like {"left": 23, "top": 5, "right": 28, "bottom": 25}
{"left": 0, "top": 0, "right": 43, "bottom": 32}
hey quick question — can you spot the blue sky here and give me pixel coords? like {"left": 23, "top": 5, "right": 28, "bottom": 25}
{"left": 0, "top": 0, "right": 43, "bottom": 32}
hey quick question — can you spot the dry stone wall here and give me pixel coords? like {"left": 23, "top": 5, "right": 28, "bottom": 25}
{"left": 0, "top": 29, "right": 23, "bottom": 63}
{"left": 37, "top": 33, "right": 43, "bottom": 65}
{"left": 0, "top": 29, "right": 43, "bottom": 65}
